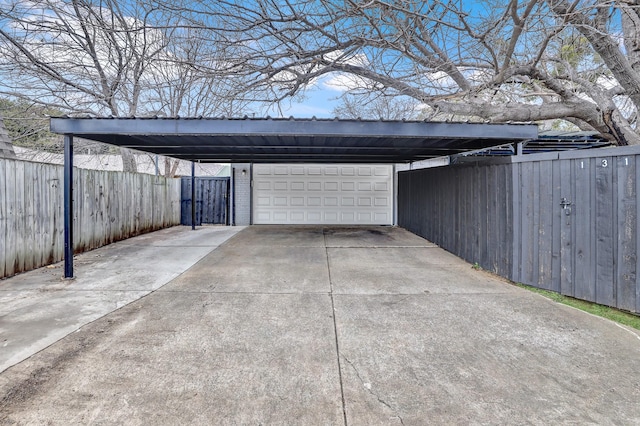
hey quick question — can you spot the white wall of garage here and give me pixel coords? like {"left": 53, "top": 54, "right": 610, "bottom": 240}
{"left": 251, "top": 164, "right": 394, "bottom": 225}
{"left": 231, "top": 163, "right": 252, "bottom": 226}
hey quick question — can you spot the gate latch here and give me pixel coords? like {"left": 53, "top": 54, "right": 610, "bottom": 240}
{"left": 560, "top": 197, "right": 572, "bottom": 215}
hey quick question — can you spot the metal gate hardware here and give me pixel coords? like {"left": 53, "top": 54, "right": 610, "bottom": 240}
{"left": 560, "top": 197, "right": 572, "bottom": 215}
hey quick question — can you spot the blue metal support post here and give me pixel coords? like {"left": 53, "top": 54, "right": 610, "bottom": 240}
{"left": 191, "top": 161, "right": 196, "bottom": 230}
{"left": 63, "top": 135, "right": 74, "bottom": 278}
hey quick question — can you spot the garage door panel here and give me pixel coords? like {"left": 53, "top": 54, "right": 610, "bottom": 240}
{"left": 256, "top": 181, "right": 271, "bottom": 190}
{"left": 308, "top": 211, "right": 322, "bottom": 221}
{"left": 256, "top": 211, "right": 271, "bottom": 222}
{"left": 341, "top": 212, "right": 355, "bottom": 222}
{"left": 274, "top": 166, "right": 288, "bottom": 175}
{"left": 254, "top": 165, "right": 272, "bottom": 175}
{"left": 324, "top": 182, "right": 339, "bottom": 191}
{"left": 342, "top": 197, "right": 355, "bottom": 206}
{"left": 308, "top": 197, "right": 321, "bottom": 206}
{"left": 291, "top": 181, "right": 305, "bottom": 191}
{"left": 358, "top": 166, "right": 372, "bottom": 176}
{"left": 375, "top": 166, "right": 390, "bottom": 176}
{"left": 375, "top": 212, "right": 390, "bottom": 222}
{"left": 358, "top": 182, "right": 372, "bottom": 191}
{"left": 325, "top": 212, "right": 338, "bottom": 222}
{"left": 341, "top": 167, "right": 355, "bottom": 176}
{"left": 325, "top": 197, "right": 338, "bottom": 206}
{"left": 273, "top": 197, "right": 288, "bottom": 206}
{"left": 253, "top": 164, "right": 393, "bottom": 225}
{"left": 291, "top": 211, "right": 305, "bottom": 221}
{"left": 273, "top": 212, "right": 287, "bottom": 222}
{"left": 257, "top": 196, "right": 271, "bottom": 206}
{"left": 358, "top": 212, "right": 372, "bottom": 222}
{"left": 341, "top": 182, "right": 355, "bottom": 191}
{"left": 375, "top": 182, "right": 388, "bottom": 191}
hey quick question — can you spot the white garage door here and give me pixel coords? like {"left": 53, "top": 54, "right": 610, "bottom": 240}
{"left": 253, "top": 164, "right": 393, "bottom": 225}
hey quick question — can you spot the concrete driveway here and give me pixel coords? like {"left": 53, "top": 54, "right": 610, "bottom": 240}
{"left": 1, "top": 226, "right": 639, "bottom": 424}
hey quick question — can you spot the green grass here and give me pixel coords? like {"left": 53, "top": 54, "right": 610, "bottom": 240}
{"left": 513, "top": 283, "right": 640, "bottom": 331}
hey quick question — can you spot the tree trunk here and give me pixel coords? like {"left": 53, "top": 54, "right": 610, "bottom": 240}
{"left": 602, "top": 109, "right": 640, "bottom": 146}
{"left": 120, "top": 147, "right": 137, "bottom": 173}
{"left": 0, "top": 117, "right": 17, "bottom": 159}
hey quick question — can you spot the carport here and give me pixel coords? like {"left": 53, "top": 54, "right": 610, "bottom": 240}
{"left": 6, "top": 118, "right": 640, "bottom": 423}
{"left": 50, "top": 116, "right": 538, "bottom": 278}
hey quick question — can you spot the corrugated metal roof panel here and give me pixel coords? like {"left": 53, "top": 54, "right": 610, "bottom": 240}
{"left": 468, "top": 130, "right": 612, "bottom": 156}
{"left": 49, "top": 116, "right": 539, "bottom": 163}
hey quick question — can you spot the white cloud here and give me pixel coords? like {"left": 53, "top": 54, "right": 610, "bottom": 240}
{"left": 273, "top": 102, "right": 333, "bottom": 118}
{"left": 322, "top": 72, "right": 375, "bottom": 92}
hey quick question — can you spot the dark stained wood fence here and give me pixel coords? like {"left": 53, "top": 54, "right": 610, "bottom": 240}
{"left": 0, "top": 158, "right": 181, "bottom": 279}
{"left": 181, "top": 177, "right": 230, "bottom": 226}
{"left": 398, "top": 162, "right": 514, "bottom": 280}
{"left": 398, "top": 146, "right": 640, "bottom": 314}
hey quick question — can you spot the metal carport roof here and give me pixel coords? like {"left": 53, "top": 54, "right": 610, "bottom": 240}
{"left": 50, "top": 117, "right": 538, "bottom": 163}
{"left": 50, "top": 116, "right": 538, "bottom": 279}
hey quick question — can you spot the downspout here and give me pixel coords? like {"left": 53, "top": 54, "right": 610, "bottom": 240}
{"left": 230, "top": 166, "right": 235, "bottom": 226}
{"left": 393, "top": 164, "right": 398, "bottom": 226}
{"left": 249, "top": 163, "right": 253, "bottom": 225}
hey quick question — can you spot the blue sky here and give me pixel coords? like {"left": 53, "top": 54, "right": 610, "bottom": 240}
{"left": 268, "top": 85, "right": 340, "bottom": 118}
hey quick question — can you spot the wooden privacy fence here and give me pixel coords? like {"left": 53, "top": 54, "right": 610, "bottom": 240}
{"left": 0, "top": 158, "right": 181, "bottom": 279}
{"left": 398, "top": 146, "right": 640, "bottom": 314}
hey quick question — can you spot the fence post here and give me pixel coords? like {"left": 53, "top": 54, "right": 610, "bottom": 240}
{"left": 64, "top": 135, "right": 74, "bottom": 278}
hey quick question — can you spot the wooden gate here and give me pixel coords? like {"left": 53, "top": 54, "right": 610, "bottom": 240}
{"left": 551, "top": 153, "right": 638, "bottom": 311}
{"left": 181, "top": 177, "right": 230, "bottom": 226}
{"left": 509, "top": 148, "right": 639, "bottom": 313}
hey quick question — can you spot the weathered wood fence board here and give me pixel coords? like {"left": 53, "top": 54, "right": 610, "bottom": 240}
{"left": 0, "top": 159, "right": 6, "bottom": 278}
{"left": 0, "top": 158, "right": 181, "bottom": 279}
{"left": 398, "top": 146, "right": 640, "bottom": 314}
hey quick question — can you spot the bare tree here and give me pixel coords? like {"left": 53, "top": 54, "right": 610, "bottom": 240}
{"left": 332, "top": 91, "right": 423, "bottom": 120}
{"left": 0, "top": 0, "right": 251, "bottom": 173}
{"left": 178, "top": 0, "right": 640, "bottom": 145}
{"left": 4, "top": 0, "right": 636, "bottom": 146}
{"left": 0, "top": 98, "right": 62, "bottom": 151}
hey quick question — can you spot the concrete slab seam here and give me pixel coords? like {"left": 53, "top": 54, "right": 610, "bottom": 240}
{"left": 324, "top": 228, "right": 348, "bottom": 426}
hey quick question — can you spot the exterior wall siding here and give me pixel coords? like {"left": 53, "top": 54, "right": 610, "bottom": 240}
{"left": 232, "top": 163, "right": 252, "bottom": 226}
{"left": 0, "top": 158, "right": 181, "bottom": 279}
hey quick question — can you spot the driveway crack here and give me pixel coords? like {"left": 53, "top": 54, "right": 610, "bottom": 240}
{"left": 342, "top": 355, "right": 403, "bottom": 424}
{"left": 324, "top": 228, "right": 348, "bottom": 426}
